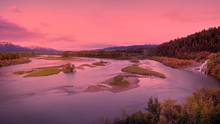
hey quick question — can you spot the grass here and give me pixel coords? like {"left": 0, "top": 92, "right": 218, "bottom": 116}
{"left": 92, "top": 61, "right": 108, "bottom": 66}
{"left": 14, "top": 70, "right": 33, "bottom": 75}
{"left": 151, "top": 56, "right": 194, "bottom": 68}
{"left": 110, "top": 75, "right": 129, "bottom": 87}
{"left": 24, "top": 66, "right": 62, "bottom": 77}
{"left": 122, "top": 65, "right": 166, "bottom": 78}
{"left": 15, "top": 63, "right": 75, "bottom": 77}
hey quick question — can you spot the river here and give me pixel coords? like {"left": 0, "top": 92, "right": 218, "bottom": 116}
{"left": 0, "top": 57, "right": 219, "bottom": 124}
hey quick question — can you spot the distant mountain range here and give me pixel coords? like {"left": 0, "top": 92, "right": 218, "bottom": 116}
{"left": 0, "top": 42, "right": 62, "bottom": 54}
{"left": 102, "top": 44, "right": 157, "bottom": 51}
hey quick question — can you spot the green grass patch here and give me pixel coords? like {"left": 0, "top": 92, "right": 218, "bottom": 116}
{"left": 122, "top": 65, "right": 166, "bottom": 78}
{"left": 24, "top": 66, "right": 62, "bottom": 77}
{"left": 14, "top": 70, "right": 33, "bottom": 75}
{"left": 110, "top": 75, "right": 129, "bottom": 87}
{"left": 15, "top": 64, "right": 75, "bottom": 77}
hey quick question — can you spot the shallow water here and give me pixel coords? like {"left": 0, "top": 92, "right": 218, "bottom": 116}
{"left": 0, "top": 57, "right": 219, "bottom": 124}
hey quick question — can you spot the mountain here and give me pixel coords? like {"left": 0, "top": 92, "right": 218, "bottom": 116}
{"left": 102, "top": 44, "right": 157, "bottom": 51}
{"left": 0, "top": 42, "right": 30, "bottom": 52}
{"left": 157, "top": 27, "right": 220, "bottom": 58}
{"left": 0, "top": 42, "right": 62, "bottom": 54}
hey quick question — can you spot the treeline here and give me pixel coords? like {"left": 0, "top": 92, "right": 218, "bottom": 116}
{"left": 156, "top": 27, "right": 220, "bottom": 59}
{"left": 62, "top": 48, "right": 156, "bottom": 59}
{"left": 0, "top": 52, "right": 34, "bottom": 67}
{"left": 110, "top": 88, "right": 220, "bottom": 124}
{"left": 0, "top": 52, "right": 34, "bottom": 60}
{"left": 61, "top": 27, "right": 220, "bottom": 60}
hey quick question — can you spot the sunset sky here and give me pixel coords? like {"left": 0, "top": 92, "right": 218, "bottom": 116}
{"left": 0, "top": 0, "right": 220, "bottom": 50}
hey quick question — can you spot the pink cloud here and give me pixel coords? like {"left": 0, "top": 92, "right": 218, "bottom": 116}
{"left": 9, "top": 6, "right": 22, "bottom": 13}
{"left": 0, "top": 16, "right": 41, "bottom": 40}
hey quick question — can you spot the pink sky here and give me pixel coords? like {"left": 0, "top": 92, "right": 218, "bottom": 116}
{"left": 0, "top": 0, "right": 220, "bottom": 50}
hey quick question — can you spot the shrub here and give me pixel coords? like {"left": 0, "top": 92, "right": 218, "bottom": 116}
{"left": 63, "top": 63, "right": 75, "bottom": 73}
{"left": 111, "top": 88, "right": 220, "bottom": 124}
{"left": 146, "top": 97, "right": 161, "bottom": 124}
{"left": 206, "top": 53, "right": 220, "bottom": 81}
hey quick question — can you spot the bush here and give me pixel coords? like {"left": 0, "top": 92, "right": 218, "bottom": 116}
{"left": 146, "top": 97, "right": 161, "bottom": 124}
{"left": 63, "top": 63, "right": 75, "bottom": 73}
{"left": 112, "top": 88, "right": 220, "bottom": 124}
{"left": 206, "top": 53, "right": 220, "bottom": 81}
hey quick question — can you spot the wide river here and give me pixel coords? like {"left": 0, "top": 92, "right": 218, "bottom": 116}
{"left": 0, "top": 57, "right": 219, "bottom": 124}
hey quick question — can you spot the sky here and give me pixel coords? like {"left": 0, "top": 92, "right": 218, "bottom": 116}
{"left": 0, "top": 0, "right": 220, "bottom": 50}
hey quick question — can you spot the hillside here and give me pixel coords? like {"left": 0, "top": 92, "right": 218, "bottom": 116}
{"left": 156, "top": 27, "right": 220, "bottom": 59}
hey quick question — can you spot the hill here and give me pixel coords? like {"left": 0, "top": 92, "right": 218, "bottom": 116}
{"left": 156, "top": 27, "right": 220, "bottom": 59}
{"left": 0, "top": 42, "right": 62, "bottom": 54}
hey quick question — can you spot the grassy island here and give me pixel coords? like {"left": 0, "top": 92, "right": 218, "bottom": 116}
{"left": 110, "top": 75, "right": 129, "bottom": 87}
{"left": 92, "top": 61, "right": 108, "bottom": 66}
{"left": 15, "top": 63, "right": 75, "bottom": 77}
{"left": 25, "top": 66, "right": 61, "bottom": 77}
{"left": 122, "top": 65, "right": 166, "bottom": 78}
{"left": 86, "top": 74, "right": 139, "bottom": 92}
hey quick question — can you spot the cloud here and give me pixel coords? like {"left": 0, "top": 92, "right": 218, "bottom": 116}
{"left": 82, "top": 42, "right": 114, "bottom": 49}
{"left": 0, "top": 16, "right": 42, "bottom": 40}
{"left": 9, "top": 6, "right": 22, "bottom": 13}
{"left": 48, "top": 36, "right": 75, "bottom": 42}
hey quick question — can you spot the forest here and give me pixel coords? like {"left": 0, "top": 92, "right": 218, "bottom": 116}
{"left": 156, "top": 27, "right": 220, "bottom": 59}
{"left": 0, "top": 52, "right": 34, "bottom": 67}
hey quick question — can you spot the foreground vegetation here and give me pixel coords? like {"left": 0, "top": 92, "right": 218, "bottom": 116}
{"left": 206, "top": 53, "right": 220, "bottom": 81}
{"left": 108, "top": 88, "right": 220, "bottom": 124}
{"left": 122, "top": 65, "right": 166, "bottom": 78}
{"left": 151, "top": 57, "right": 195, "bottom": 68}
